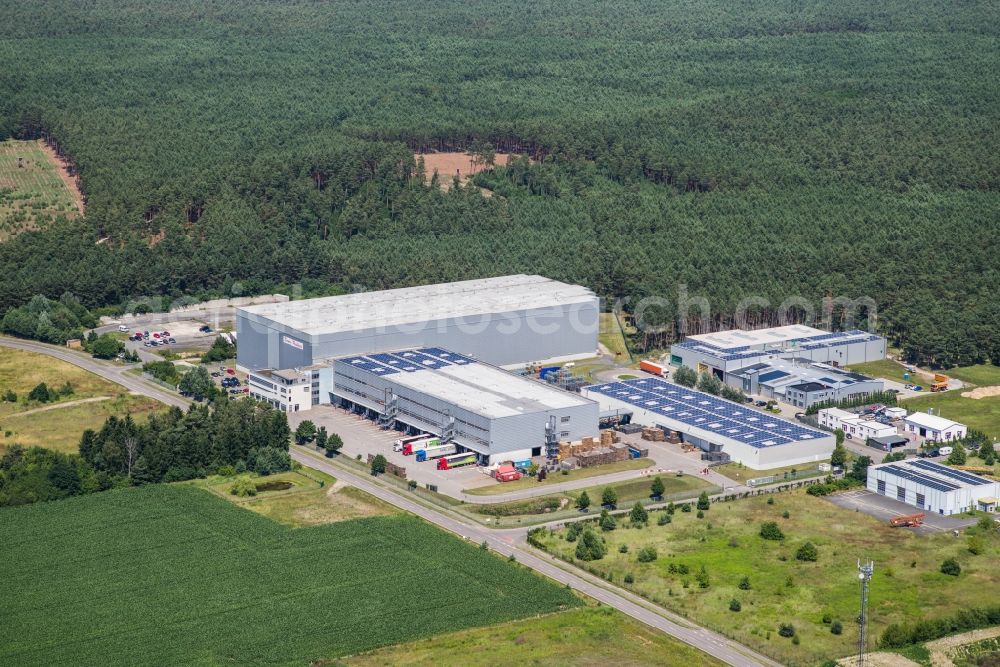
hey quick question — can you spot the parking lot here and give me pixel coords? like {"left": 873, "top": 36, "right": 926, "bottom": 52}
{"left": 290, "top": 406, "right": 496, "bottom": 496}
{"left": 825, "top": 489, "right": 979, "bottom": 534}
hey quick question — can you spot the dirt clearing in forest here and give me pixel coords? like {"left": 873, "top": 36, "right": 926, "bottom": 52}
{"left": 416, "top": 151, "right": 521, "bottom": 192}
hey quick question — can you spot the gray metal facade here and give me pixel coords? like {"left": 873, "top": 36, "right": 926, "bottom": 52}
{"left": 237, "top": 300, "right": 599, "bottom": 372}
{"left": 331, "top": 359, "right": 598, "bottom": 463}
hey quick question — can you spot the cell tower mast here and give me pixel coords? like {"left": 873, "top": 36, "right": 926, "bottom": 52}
{"left": 857, "top": 559, "right": 874, "bottom": 667}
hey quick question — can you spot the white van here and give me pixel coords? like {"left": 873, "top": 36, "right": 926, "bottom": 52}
{"left": 938, "top": 446, "right": 953, "bottom": 457}
{"left": 118, "top": 324, "right": 130, "bottom": 332}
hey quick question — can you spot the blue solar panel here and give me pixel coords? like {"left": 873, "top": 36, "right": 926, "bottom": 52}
{"left": 418, "top": 347, "right": 475, "bottom": 365}
{"left": 585, "top": 378, "right": 828, "bottom": 449}
{"left": 881, "top": 464, "right": 959, "bottom": 493}
{"left": 339, "top": 356, "right": 399, "bottom": 375}
{"left": 758, "top": 370, "right": 790, "bottom": 383}
{"left": 909, "top": 459, "right": 992, "bottom": 487}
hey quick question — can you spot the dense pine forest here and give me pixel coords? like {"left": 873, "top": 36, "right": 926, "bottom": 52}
{"left": 0, "top": 0, "right": 998, "bottom": 366}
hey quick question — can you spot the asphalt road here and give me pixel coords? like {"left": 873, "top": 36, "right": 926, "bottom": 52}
{"left": 0, "top": 335, "right": 778, "bottom": 667}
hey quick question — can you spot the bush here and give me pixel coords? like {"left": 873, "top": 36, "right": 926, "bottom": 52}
{"left": 601, "top": 487, "right": 618, "bottom": 509}
{"left": 600, "top": 510, "right": 617, "bottom": 532}
{"left": 657, "top": 512, "right": 672, "bottom": 525}
{"left": 28, "top": 382, "right": 52, "bottom": 403}
{"left": 831, "top": 620, "right": 843, "bottom": 635}
{"left": 247, "top": 447, "right": 291, "bottom": 476}
{"left": 940, "top": 558, "right": 961, "bottom": 576}
{"left": 370, "top": 454, "right": 387, "bottom": 475}
{"left": 795, "top": 541, "right": 818, "bottom": 562}
{"left": 624, "top": 573, "right": 634, "bottom": 584}
{"left": 729, "top": 598, "right": 741, "bottom": 612}
{"left": 767, "top": 496, "right": 774, "bottom": 505}
{"left": 575, "top": 529, "right": 606, "bottom": 561}
{"left": 759, "top": 521, "right": 784, "bottom": 541}
{"left": 968, "top": 535, "right": 984, "bottom": 555}
{"left": 566, "top": 522, "right": 583, "bottom": 542}
{"left": 696, "top": 491, "right": 710, "bottom": 511}
{"left": 680, "top": 503, "right": 691, "bottom": 513}
{"left": 781, "top": 510, "right": 790, "bottom": 519}
{"left": 229, "top": 476, "right": 257, "bottom": 497}
{"left": 619, "top": 543, "right": 629, "bottom": 553}
{"left": 636, "top": 546, "right": 657, "bottom": 563}
{"left": 738, "top": 575, "right": 751, "bottom": 590}
{"left": 629, "top": 501, "right": 648, "bottom": 526}
{"left": 202, "top": 336, "right": 236, "bottom": 363}
{"left": 696, "top": 510, "right": 704, "bottom": 519}
{"left": 778, "top": 623, "right": 795, "bottom": 638}
{"left": 695, "top": 565, "right": 710, "bottom": 588}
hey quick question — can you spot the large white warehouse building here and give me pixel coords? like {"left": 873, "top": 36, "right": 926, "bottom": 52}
{"left": 582, "top": 378, "right": 834, "bottom": 470}
{"left": 236, "top": 275, "right": 599, "bottom": 373}
{"left": 868, "top": 459, "right": 999, "bottom": 515}
{"left": 331, "top": 347, "right": 599, "bottom": 464}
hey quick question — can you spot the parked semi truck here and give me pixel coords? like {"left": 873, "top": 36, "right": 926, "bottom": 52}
{"left": 393, "top": 433, "right": 429, "bottom": 452}
{"left": 437, "top": 452, "right": 477, "bottom": 470}
{"left": 639, "top": 359, "right": 667, "bottom": 377}
{"left": 415, "top": 443, "right": 457, "bottom": 462}
{"left": 402, "top": 437, "right": 441, "bottom": 456}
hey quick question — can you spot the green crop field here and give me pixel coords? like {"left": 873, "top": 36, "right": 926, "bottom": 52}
{"left": 346, "top": 606, "right": 724, "bottom": 666}
{"left": 0, "top": 139, "right": 81, "bottom": 240}
{"left": 535, "top": 491, "right": 1000, "bottom": 666}
{"left": 0, "top": 484, "right": 579, "bottom": 665}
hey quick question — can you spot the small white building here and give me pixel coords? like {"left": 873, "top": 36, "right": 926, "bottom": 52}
{"left": 868, "top": 459, "right": 999, "bottom": 515}
{"left": 883, "top": 406, "right": 907, "bottom": 421}
{"left": 248, "top": 367, "right": 315, "bottom": 413}
{"left": 903, "top": 412, "right": 967, "bottom": 443}
{"left": 817, "top": 408, "right": 897, "bottom": 441}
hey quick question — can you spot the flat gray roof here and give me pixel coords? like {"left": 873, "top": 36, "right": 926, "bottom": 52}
{"left": 687, "top": 325, "right": 828, "bottom": 350}
{"left": 238, "top": 275, "right": 595, "bottom": 336}
{"left": 335, "top": 347, "right": 594, "bottom": 419}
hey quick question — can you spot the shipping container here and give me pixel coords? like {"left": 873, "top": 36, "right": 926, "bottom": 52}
{"left": 437, "top": 452, "right": 478, "bottom": 470}
{"left": 639, "top": 360, "right": 667, "bottom": 377}
{"left": 416, "top": 443, "right": 457, "bottom": 462}
{"left": 402, "top": 437, "right": 441, "bottom": 456}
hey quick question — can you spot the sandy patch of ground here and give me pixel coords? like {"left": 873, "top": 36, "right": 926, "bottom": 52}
{"left": 962, "top": 385, "right": 1000, "bottom": 400}
{"left": 38, "top": 142, "right": 84, "bottom": 215}
{"left": 836, "top": 654, "right": 918, "bottom": 667}
{"left": 416, "top": 151, "right": 525, "bottom": 194}
{"left": 926, "top": 626, "right": 1000, "bottom": 666}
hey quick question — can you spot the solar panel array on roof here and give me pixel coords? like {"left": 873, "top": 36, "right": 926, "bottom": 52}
{"left": 758, "top": 370, "right": 790, "bottom": 383}
{"left": 341, "top": 348, "right": 472, "bottom": 376}
{"left": 908, "top": 459, "right": 993, "bottom": 487}
{"left": 881, "top": 464, "right": 959, "bottom": 493}
{"left": 585, "top": 378, "right": 827, "bottom": 448}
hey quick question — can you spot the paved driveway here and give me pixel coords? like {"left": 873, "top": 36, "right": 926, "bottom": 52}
{"left": 825, "top": 489, "right": 979, "bottom": 534}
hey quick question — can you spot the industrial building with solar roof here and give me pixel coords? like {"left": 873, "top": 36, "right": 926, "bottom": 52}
{"left": 331, "top": 347, "right": 598, "bottom": 464}
{"left": 582, "top": 378, "right": 834, "bottom": 469}
{"left": 867, "top": 459, "right": 1000, "bottom": 515}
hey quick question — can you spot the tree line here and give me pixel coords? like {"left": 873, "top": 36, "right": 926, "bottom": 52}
{"left": 0, "top": 397, "right": 291, "bottom": 507}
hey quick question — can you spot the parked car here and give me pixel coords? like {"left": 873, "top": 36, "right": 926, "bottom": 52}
{"left": 143, "top": 341, "right": 151, "bottom": 347}
{"left": 168, "top": 337, "right": 176, "bottom": 344}
{"left": 161, "top": 331, "right": 170, "bottom": 337}
{"left": 152, "top": 332, "right": 160, "bottom": 339}
{"left": 199, "top": 325, "right": 212, "bottom": 333}
{"left": 150, "top": 341, "right": 159, "bottom": 347}
{"left": 118, "top": 324, "right": 129, "bottom": 332}
{"left": 143, "top": 331, "right": 150, "bottom": 338}
{"left": 754, "top": 400, "right": 767, "bottom": 407}
{"left": 211, "top": 372, "right": 221, "bottom": 378}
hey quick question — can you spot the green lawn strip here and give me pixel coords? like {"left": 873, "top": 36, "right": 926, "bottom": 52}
{"left": 535, "top": 490, "right": 1000, "bottom": 666}
{"left": 714, "top": 460, "right": 831, "bottom": 485}
{"left": 0, "top": 485, "right": 580, "bottom": 665}
{"left": 464, "top": 457, "right": 653, "bottom": 496}
{"left": 344, "top": 606, "right": 724, "bottom": 666}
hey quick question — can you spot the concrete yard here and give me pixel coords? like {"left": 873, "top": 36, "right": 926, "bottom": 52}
{"left": 824, "top": 489, "right": 979, "bottom": 534}
{"left": 290, "top": 406, "right": 744, "bottom": 501}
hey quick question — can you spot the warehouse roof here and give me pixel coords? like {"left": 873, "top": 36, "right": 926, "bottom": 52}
{"left": 584, "top": 378, "right": 828, "bottom": 448}
{"left": 238, "top": 275, "right": 596, "bottom": 335}
{"left": 872, "top": 459, "right": 995, "bottom": 490}
{"left": 685, "top": 325, "right": 829, "bottom": 350}
{"left": 334, "top": 347, "right": 594, "bottom": 419}
{"left": 903, "top": 411, "right": 965, "bottom": 432}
